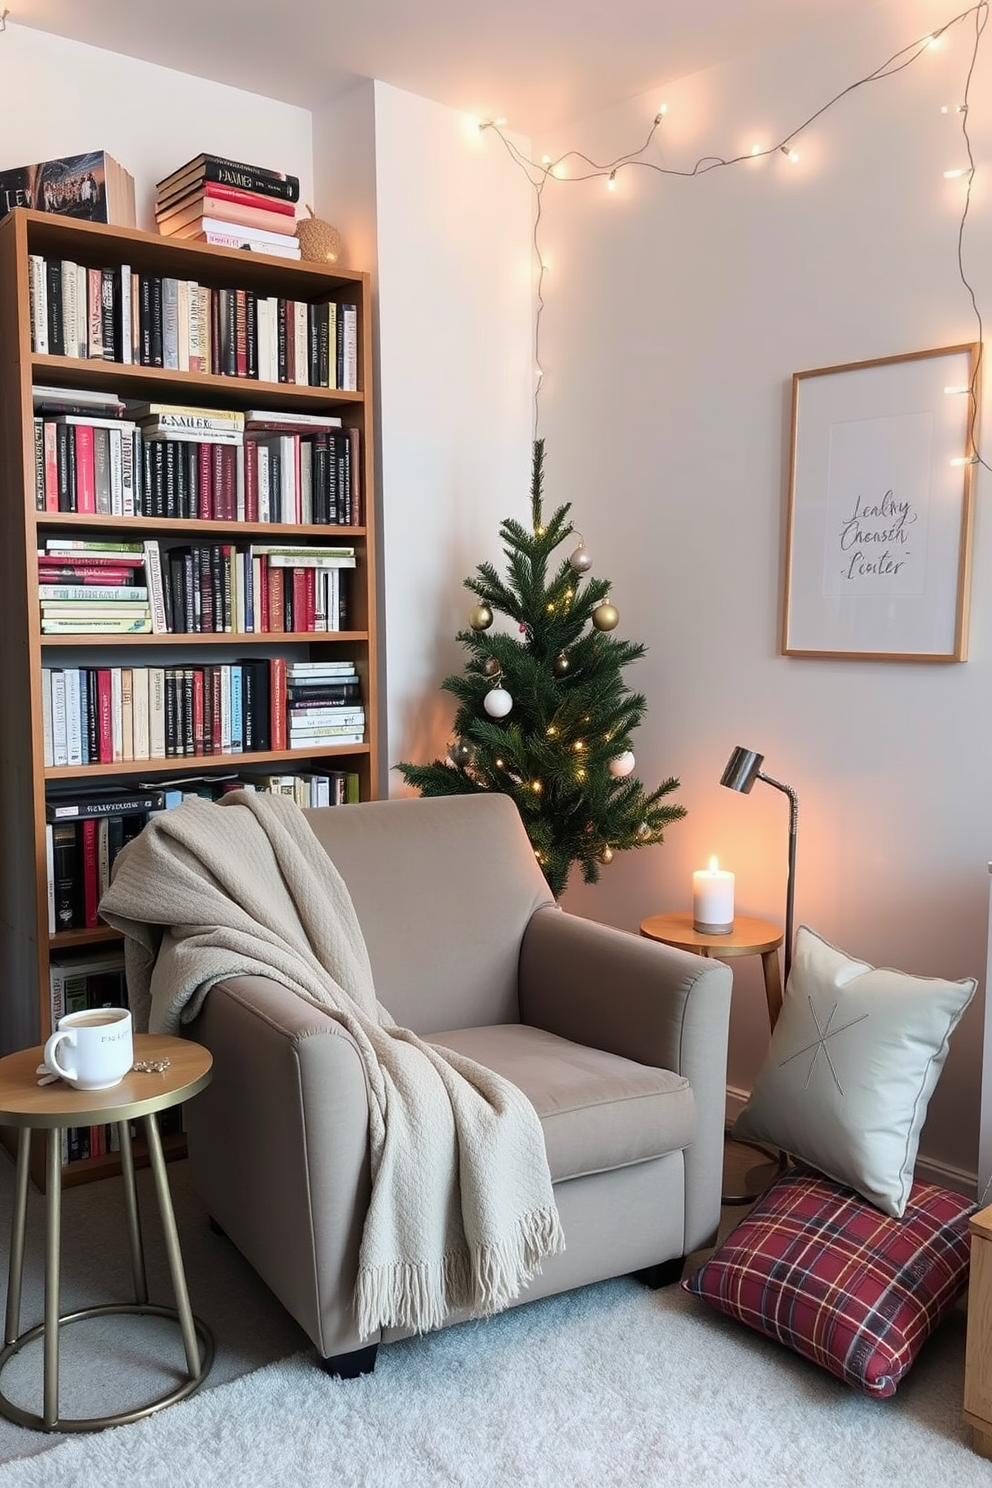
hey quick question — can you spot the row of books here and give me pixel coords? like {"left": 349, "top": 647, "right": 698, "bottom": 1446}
{"left": 43, "top": 659, "right": 363, "bottom": 766}
{"left": 155, "top": 154, "right": 300, "bottom": 258}
{"left": 39, "top": 539, "right": 355, "bottom": 635}
{"left": 32, "top": 390, "right": 360, "bottom": 525}
{"left": 46, "top": 765, "right": 360, "bottom": 932}
{"left": 28, "top": 256, "right": 357, "bottom": 388}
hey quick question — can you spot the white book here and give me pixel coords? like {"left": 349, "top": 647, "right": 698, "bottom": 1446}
{"left": 41, "top": 668, "right": 54, "bottom": 768}
{"left": 108, "top": 426, "right": 123, "bottom": 515}
{"left": 29, "top": 255, "right": 48, "bottom": 354}
{"left": 176, "top": 279, "right": 190, "bottom": 371}
{"left": 49, "top": 670, "right": 68, "bottom": 766}
{"left": 120, "top": 428, "right": 135, "bottom": 516}
{"left": 257, "top": 447, "right": 271, "bottom": 524}
{"left": 314, "top": 568, "right": 327, "bottom": 632}
{"left": 236, "top": 442, "right": 246, "bottom": 522}
{"left": 131, "top": 666, "right": 150, "bottom": 760}
{"left": 187, "top": 280, "right": 201, "bottom": 372}
{"left": 61, "top": 262, "right": 78, "bottom": 361}
{"left": 293, "top": 301, "right": 308, "bottom": 385}
{"left": 162, "top": 277, "right": 180, "bottom": 370}
{"left": 149, "top": 667, "right": 166, "bottom": 758}
{"left": 341, "top": 303, "right": 358, "bottom": 392}
{"left": 220, "top": 666, "right": 232, "bottom": 754}
{"left": 110, "top": 667, "right": 123, "bottom": 762}
{"left": 77, "top": 264, "right": 88, "bottom": 358}
{"left": 143, "top": 540, "right": 169, "bottom": 634}
{"left": 86, "top": 265, "right": 103, "bottom": 361}
{"left": 119, "top": 264, "right": 132, "bottom": 365}
{"left": 251, "top": 556, "right": 264, "bottom": 631}
{"left": 300, "top": 442, "right": 313, "bottom": 525}
{"left": 63, "top": 668, "right": 83, "bottom": 767}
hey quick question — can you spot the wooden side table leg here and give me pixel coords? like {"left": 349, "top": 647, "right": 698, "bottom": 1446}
{"left": 118, "top": 1119, "right": 148, "bottom": 1305}
{"left": 142, "top": 1113, "right": 201, "bottom": 1380}
{"left": 42, "top": 1128, "right": 62, "bottom": 1430}
{"left": 4, "top": 1129, "right": 31, "bottom": 1347}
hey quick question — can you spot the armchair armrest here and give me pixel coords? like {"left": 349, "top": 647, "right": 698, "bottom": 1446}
{"left": 519, "top": 905, "right": 733, "bottom": 1253}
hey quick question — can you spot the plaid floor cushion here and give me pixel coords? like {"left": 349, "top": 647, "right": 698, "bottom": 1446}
{"left": 682, "top": 1166, "right": 974, "bottom": 1397}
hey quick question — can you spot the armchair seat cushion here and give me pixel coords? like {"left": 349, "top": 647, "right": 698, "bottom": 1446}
{"left": 429, "top": 1024, "right": 694, "bottom": 1182}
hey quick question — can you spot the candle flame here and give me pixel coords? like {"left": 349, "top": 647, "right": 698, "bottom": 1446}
{"left": 709, "top": 855, "right": 719, "bottom": 873}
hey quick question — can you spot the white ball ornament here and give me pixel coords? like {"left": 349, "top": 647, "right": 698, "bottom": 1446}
{"left": 568, "top": 539, "right": 592, "bottom": 574}
{"left": 484, "top": 687, "right": 513, "bottom": 719}
{"left": 609, "top": 751, "right": 636, "bottom": 778}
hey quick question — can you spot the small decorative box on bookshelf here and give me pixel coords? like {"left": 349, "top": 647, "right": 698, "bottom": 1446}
{"left": 0, "top": 208, "right": 379, "bottom": 1181}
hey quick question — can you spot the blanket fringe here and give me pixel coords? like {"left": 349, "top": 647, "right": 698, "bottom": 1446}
{"left": 356, "top": 1205, "right": 566, "bottom": 1339}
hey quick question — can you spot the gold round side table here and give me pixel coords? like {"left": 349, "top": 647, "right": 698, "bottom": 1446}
{"left": 0, "top": 1032, "right": 214, "bottom": 1433}
{"left": 639, "top": 911, "right": 785, "bottom": 1204}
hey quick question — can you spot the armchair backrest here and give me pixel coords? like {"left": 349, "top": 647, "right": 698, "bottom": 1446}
{"left": 304, "top": 794, "right": 556, "bottom": 1032}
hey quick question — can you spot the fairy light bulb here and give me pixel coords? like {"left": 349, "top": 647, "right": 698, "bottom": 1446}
{"left": 607, "top": 170, "right": 618, "bottom": 191}
{"left": 780, "top": 146, "right": 800, "bottom": 163}
{"left": 750, "top": 144, "right": 763, "bottom": 156}
{"left": 944, "top": 167, "right": 970, "bottom": 178}
{"left": 654, "top": 104, "right": 668, "bottom": 123}
{"left": 941, "top": 104, "right": 967, "bottom": 113}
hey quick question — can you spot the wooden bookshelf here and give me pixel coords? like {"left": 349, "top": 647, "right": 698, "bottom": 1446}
{"left": 0, "top": 208, "right": 379, "bottom": 1181}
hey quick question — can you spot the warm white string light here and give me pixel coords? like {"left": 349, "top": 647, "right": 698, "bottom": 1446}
{"left": 479, "top": 2, "right": 988, "bottom": 469}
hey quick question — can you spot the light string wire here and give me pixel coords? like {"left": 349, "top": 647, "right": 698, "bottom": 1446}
{"left": 482, "top": 3, "right": 988, "bottom": 456}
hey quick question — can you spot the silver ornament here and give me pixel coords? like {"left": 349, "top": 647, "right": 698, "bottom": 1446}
{"left": 449, "top": 739, "right": 473, "bottom": 768}
{"left": 608, "top": 751, "right": 635, "bottom": 778}
{"left": 484, "top": 686, "right": 513, "bottom": 718}
{"left": 569, "top": 540, "right": 592, "bottom": 574}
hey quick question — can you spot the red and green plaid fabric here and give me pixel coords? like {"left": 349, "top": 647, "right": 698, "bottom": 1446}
{"left": 682, "top": 1166, "right": 974, "bottom": 1397}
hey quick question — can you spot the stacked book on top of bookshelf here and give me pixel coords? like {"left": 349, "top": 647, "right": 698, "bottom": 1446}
{"left": 0, "top": 150, "right": 136, "bottom": 226}
{"left": 154, "top": 154, "right": 301, "bottom": 260}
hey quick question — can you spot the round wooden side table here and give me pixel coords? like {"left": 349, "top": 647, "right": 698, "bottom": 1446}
{"left": 0, "top": 1032, "right": 214, "bottom": 1433}
{"left": 639, "top": 910, "right": 785, "bottom": 1204}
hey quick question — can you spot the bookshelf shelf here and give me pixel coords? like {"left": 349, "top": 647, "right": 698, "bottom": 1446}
{"left": 0, "top": 207, "right": 380, "bottom": 1183}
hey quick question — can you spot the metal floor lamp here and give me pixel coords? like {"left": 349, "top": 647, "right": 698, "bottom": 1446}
{"left": 720, "top": 746, "right": 798, "bottom": 984}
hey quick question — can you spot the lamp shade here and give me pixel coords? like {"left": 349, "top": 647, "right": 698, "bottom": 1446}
{"left": 720, "top": 747, "right": 764, "bottom": 794}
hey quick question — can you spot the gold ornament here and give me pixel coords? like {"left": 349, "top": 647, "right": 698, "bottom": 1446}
{"left": 636, "top": 821, "right": 652, "bottom": 841}
{"left": 592, "top": 602, "right": 619, "bottom": 632}
{"left": 483, "top": 656, "right": 502, "bottom": 677}
{"left": 449, "top": 738, "right": 473, "bottom": 768}
{"left": 470, "top": 604, "right": 494, "bottom": 631}
{"left": 553, "top": 650, "right": 570, "bottom": 676}
{"left": 597, "top": 845, "right": 615, "bottom": 865}
{"left": 295, "top": 205, "right": 343, "bottom": 264}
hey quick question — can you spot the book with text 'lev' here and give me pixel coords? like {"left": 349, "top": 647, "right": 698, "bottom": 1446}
{"left": 0, "top": 151, "right": 136, "bottom": 226}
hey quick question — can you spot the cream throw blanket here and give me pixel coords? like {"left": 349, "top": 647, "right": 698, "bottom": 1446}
{"left": 99, "top": 790, "right": 564, "bottom": 1339}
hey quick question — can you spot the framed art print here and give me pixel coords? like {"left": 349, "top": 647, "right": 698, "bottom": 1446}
{"left": 782, "top": 344, "right": 980, "bottom": 661}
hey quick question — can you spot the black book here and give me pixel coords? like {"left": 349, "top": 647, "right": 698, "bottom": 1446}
{"left": 198, "top": 545, "right": 215, "bottom": 633}
{"left": 148, "top": 274, "right": 164, "bottom": 368}
{"left": 163, "top": 440, "right": 178, "bottom": 518}
{"left": 218, "top": 290, "right": 236, "bottom": 377}
{"left": 312, "top": 434, "right": 329, "bottom": 525}
{"left": 100, "top": 268, "right": 116, "bottom": 361}
{"left": 245, "top": 291, "right": 258, "bottom": 379}
{"left": 182, "top": 669, "right": 196, "bottom": 756}
{"left": 156, "top": 155, "right": 301, "bottom": 205}
{"left": 138, "top": 273, "right": 154, "bottom": 365}
{"left": 46, "top": 787, "right": 167, "bottom": 821}
{"left": 52, "top": 821, "right": 79, "bottom": 930}
{"left": 164, "top": 669, "right": 180, "bottom": 757}
{"left": 46, "top": 258, "right": 64, "bottom": 357}
{"left": 316, "top": 303, "right": 330, "bottom": 388}
{"left": 55, "top": 422, "right": 71, "bottom": 512}
{"left": 287, "top": 681, "right": 362, "bottom": 703}
{"left": 276, "top": 299, "right": 288, "bottom": 383}
{"left": 307, "top": 303, "right": 320, "bottom": 387}
{"left": 168, "top": 550, "right": 188, "bottom": 632}
{"left": 242, "top": 658, "right": 271, "bottom": 751}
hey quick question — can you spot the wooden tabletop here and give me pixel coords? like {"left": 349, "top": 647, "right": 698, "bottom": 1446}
{"left": 0, "top": 1034, "right": 212, "bottom": 1128}
{"left": 639, "top": 910, "right": 784, "bottom": 958}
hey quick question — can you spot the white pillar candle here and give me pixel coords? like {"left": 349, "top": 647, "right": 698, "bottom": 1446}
{"left": 692, "top": 856, "right": 734, "bottom": 934}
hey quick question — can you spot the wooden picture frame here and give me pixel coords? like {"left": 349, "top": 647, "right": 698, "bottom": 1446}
{"left": 782, "top": 344, "right": 980, "bottom": 661}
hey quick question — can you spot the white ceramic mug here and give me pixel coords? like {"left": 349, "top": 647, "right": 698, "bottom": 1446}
{"left": 43, "top": 1008, "right": 134, "bottom": 1091}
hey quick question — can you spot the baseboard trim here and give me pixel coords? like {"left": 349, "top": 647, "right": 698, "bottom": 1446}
{"left": 724, "top": 1083, "right": 977, "bottom": 1201}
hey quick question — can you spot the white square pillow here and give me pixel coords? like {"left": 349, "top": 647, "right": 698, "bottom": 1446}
{"left": 731, "top": 925, "right": 975, "bottom": 1217}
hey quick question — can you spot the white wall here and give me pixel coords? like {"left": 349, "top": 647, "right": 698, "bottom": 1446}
{"left": 363, "top": 85, "right": 535, "bottom": 786}
{"left": 0, "top": 23, "right": 314, "bottom": 229}
{"left": 533, "top": 0, "right": 992, "bottom": 1185}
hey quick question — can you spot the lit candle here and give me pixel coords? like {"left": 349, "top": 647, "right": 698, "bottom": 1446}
{"left": 692, "top": 856, "right": 734, "bottom": 934}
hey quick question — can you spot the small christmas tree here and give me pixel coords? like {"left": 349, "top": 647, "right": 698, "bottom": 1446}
{"left": 397, "top": 441, "right": 685, "bottom": 898}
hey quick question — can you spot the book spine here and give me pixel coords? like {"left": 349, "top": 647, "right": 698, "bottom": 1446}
{"left": 143, "top": 540, "right": 169, "bottom": 634}
{"left": 101, "top": 268, "right": 116, "bottom": 361}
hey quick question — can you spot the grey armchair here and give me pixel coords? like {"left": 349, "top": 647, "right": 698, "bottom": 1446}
{"left": 182, "top": 793, "right": 732, "bottom": 1376}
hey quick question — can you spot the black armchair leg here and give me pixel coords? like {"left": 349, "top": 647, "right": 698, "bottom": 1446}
{"left": 321, "top": 1343, "right": 379, "bottom": 1379}
{"left": 633, "top": 1256, "right": 685, "bottom": 1289}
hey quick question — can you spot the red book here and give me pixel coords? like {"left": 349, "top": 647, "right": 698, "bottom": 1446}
{"left": 270, "top": 657, "right": 287, "bottom": 750}
{"left": 210, "top": 665, "right": 223, "bottom": 753}
{"left": 267, "top": 566, "right": 284, "bottom": 633}
{"left": 73, "top": 425, "right": 96, "bottom": 513}
{"left": 304, "top": 566, "right": 316, "bottom": 631}
{"left": 96, "top": 668, "right": 113, "bottom": 763}
{"left": 202, "top": 181, "right": 295, "bottom": 216}
{"left": 291, "top": 568, "right": 307, "bottom": 632}
{"left": 38, "top": 552, "right": 145, "bottom": 567}
{"left": 43, "top": 423, "right": 59, "bottom": 511}
{"left": 192, "top": 668, "right": 205, "bottom": 755}
{"left": 38, "top": 565, "right": 136, "bottom": 585}
{"left": 81, "top": 818, "right": 100, "bottom": 928}
{"left": 235, "top": 288, "right": 248, "bottom": 377}
{"left": 197, "top": 442, "right": 213, "bottom": 520}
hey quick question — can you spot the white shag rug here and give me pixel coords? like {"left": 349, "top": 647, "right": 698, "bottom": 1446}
{"left": 0, "top": 1274, "right": 983, "bottom": 1488}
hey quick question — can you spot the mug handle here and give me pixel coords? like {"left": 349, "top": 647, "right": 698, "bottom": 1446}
{"left": 43, "top": 1029, "right": 77, "bottom": 1084}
